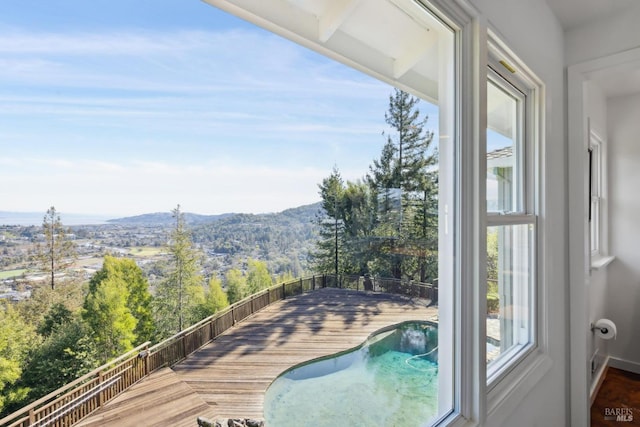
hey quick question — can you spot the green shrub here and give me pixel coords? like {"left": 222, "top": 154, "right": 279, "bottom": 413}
{"left": 487, "top": 292, "right": 500, "bottom": 314}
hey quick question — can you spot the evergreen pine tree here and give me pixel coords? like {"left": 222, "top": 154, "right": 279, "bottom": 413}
{"left": 36, "top": 206, "right": 77, "bottom": 290}
{"left": 313, "top": 167, "right": 346, "bottom": 276}
{"left": 153, "top": 205, "right": 203, "bottom": 338}
{"left": 366, "top": 89, "right": 438, "bottom": 280}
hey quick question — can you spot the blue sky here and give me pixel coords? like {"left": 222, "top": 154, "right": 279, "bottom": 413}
{"left": 0, "top": 0, "right": 439, "bottom": 218}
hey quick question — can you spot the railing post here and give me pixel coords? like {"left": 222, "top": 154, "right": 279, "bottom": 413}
{"left": 144, "top": 345, "right": 150, "bottom": 377}
{"left": 29, "top": 408, "right": 34, "bottom": 425}
{"left": 312, "top": 275, "right": 316, "bottom": 290}
{"left": 282, "top": 283, "right": 286, "bottom": 299}
{"left": 98, "top": 371, "right": 104, "bottom": 408}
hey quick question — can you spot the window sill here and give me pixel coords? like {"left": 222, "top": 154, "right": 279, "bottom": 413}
{"left": 591, "top": 255, "right": 615, "bottom": 270}
{"left": 486, "top": 351, "right": 553, "bottom": 425}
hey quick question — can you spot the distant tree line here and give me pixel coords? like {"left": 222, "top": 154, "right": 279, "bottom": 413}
{"left": 313, "top": 89, "right": 439, "bottom": 283}
{"left": 189, "top": 205, "right": 318, "bottom": 278}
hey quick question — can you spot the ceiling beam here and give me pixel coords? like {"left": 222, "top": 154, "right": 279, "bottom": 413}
{"left": 318, "top": 0, "right": 362, "bottom": 43}
{"left": 393, "top": 40, "right": 432, "bottom": 78}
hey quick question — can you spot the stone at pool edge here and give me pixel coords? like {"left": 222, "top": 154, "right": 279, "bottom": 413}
{"left": 196, "top": 417, "right": 265, "bottom": 427}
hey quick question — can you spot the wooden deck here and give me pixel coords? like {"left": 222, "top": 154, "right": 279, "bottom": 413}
{"left": 77, "top": 288, "right": 437, "bottom": 426}
{"left": 75, "top": 368, "right": 216, "bottom": 427}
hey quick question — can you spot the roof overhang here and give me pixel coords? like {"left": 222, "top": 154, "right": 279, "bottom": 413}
{"left": 202, "top": 0, "right": 453, "bottom": 105}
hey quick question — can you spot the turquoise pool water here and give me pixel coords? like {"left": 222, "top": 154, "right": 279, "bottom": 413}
{"left": 264, "top": 321, "right": 439, "bottom": 426}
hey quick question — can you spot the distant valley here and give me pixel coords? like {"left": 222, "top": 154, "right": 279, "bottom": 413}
{"left": 0, "top": 203, "right": 322, "bottom": 284}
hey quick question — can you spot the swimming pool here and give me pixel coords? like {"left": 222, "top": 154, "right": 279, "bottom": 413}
{"left": 264, "top": 321, "right": 440, "bottom": 426}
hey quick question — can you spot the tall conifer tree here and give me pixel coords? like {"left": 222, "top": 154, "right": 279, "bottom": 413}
{"left": 316, "top": 89, "right": 438, "bottom": 282}
{"left": 313, "top": 167, "right": 346, "bottom": 276}
{"left": 153, "top": 205, "right": 203, "bottom": 338}
{"left": 36, "top": 207, "right": 77, "bottom": 290}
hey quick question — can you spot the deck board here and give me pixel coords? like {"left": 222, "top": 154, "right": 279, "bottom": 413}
{"left": 75, "top": 367, "right": 216, "bottom": 427}
{"left": 78, "top": 288, "right": 437, "bottom": 425}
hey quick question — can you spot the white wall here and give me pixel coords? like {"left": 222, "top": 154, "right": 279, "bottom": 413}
{"left": 565, "top": 0, "right": 640, "bottom": 374}
{"left": 565, "top": 5, "right": 640, "bottom": 66}
{"left": 585, "top": 81, "right": 610, "bottom": 383}
{"left": 471, "top": 0, "right": 568, "bottom": 425}
{"left": 606, "top": 92, "right": 640, "bottom": 371}
{"left": 586, "top": 82, "right": 607, "bottom": 142}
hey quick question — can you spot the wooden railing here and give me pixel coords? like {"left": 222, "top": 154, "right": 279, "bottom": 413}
{"left": 0, "top": 274, "right": 436, "bottom": 427}
{"left": 0, "top": 343, "right": 151, "bottom": 427}
{"left": 334, "top": 274, "right": 438, "bottom": 302}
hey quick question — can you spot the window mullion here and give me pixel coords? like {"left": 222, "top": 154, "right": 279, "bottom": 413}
{"left": 486, "top": 214, "right": 535, "bottom": 226}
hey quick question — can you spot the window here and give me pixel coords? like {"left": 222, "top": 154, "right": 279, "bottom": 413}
{"left": 589, "top": 134, "right": 601, "bottom": 256}
{"left": 204, "top": 1, "right": 549, "bottom": 425}
{"left": 588, "top": 127, "right": 614, "bottom": 270}
{"left": 207, "top": 1, "right": 460, "bottom": 425}
{"left": 486, "top": 64, "right": 537, "bottom": 381}
{"left": 588, "top": 128, "right": 615, "bottom": 270}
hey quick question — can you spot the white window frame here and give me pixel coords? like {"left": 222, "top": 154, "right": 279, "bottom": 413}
{"left": 588, "top": 126, "right": 614, "bottom": 270}
{"left": 483, "top": 32, "right": 551, "bottom": 424}
{"left": 589, "top": 132, "right": 601, "bottom": 257}
{"left": 485, "top": 65, "right": 536, "bottom": 383}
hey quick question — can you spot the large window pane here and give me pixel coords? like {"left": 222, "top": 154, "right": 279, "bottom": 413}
{"left": 486, "top": 223, "right": 534, "bottom": 372}
{"left": 487, "top": 77, "right": 524, "bottom": 213}
{"left": 239, "top": 2, "right": 459, "bottom": 426}
{"left": 589, "top": 134, "right": 602, "bottom": 256}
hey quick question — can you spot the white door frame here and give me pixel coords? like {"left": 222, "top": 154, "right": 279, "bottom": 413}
{"left": 567, "top": 46, "right": 640, "bottom": 426}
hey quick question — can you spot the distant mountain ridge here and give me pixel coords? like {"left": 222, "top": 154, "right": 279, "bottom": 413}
{"left": 1, "top": 203, "right": 322, "bottom": 227}
{"left": 107, "top": 202, "right": 322, "bottom": 226}
{"left": 2, "top": 203, "right": 323, "bottom": 281}
{"left": 108, "top": 202, "right": 323, "bottom": 276}
{"left": 107, "top": 211, "right": 234, "bottom": 225}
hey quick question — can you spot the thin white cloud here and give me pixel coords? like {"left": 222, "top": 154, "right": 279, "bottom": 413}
{"left": 0, "top": 28, "right": 387, "bottom": 96}
{"left": 0, "top": 30, "right": 210, "bottom": 55}
{"left": 0, "top": 25, "right": 421, "bottom": 216}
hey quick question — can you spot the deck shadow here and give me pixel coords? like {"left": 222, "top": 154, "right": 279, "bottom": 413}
{"left": 171, "top": 288, "right": 437, "bottom": 419}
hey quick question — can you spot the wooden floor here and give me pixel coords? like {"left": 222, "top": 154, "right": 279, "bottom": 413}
{"left": 591, "top": 367, "right": 640, "bottom": 426}
{"left": 78, "top": 288, "right": 437, "bottom": 426}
